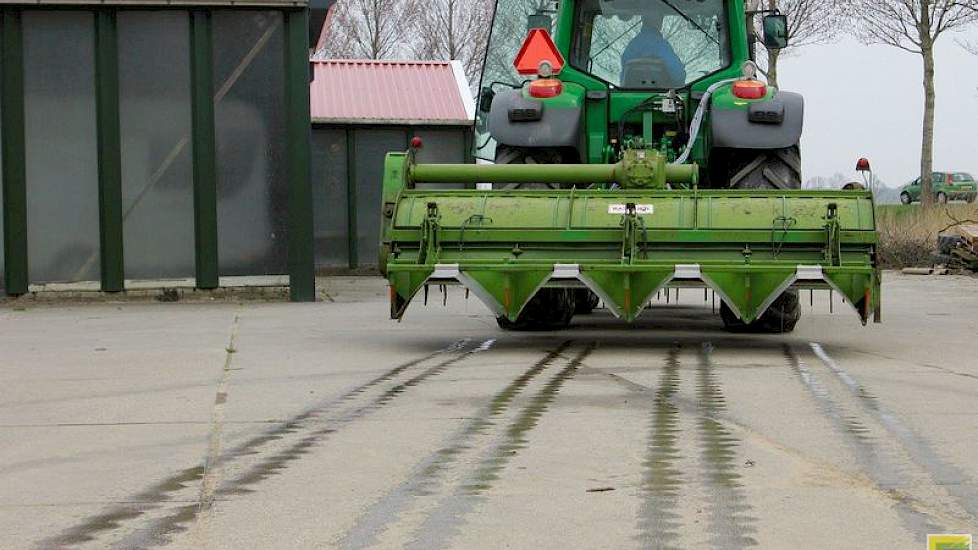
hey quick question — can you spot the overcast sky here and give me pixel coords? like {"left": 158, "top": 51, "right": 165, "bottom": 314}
{"left": 779, "top": 34, "right": 978, "bottom": 188}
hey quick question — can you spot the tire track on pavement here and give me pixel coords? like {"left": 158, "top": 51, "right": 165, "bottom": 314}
{"left": 338, "top": 341, "right": 573, "bottom": 550}
{"left": 111, "top": 338, "right": 498, "bottom": 550}
{"left": 636, "top": 344, "right": 684, "bottom": 550}
{"left": 696, "top": 343, "right": 758, "bottom": 549}
{"left": 810, "top": 343, "right": 978, "bottom": 527}
{"left": 782, "top": 344, "right": 940, "bottom": 537}
{"left": 36, "top": 338, "right": 474, "bottom": 550}
{"left": 586, "top": 341, "right": 960, "bottom": 547}
{"left": 579, "top": 344, "right": 757, "bottom": 549}
{"left": 403, "top": 344, "right": 597, "bottom": 550}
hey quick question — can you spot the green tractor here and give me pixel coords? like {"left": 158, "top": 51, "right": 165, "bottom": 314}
{"left": 378, "top": 0, "right": 881, "bottom": 333}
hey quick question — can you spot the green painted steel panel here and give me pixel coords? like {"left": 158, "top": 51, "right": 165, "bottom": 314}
{"left": 190, "top": 10, "right": 219, "bottom": 289}
{"left": 284, "top": 7, "right": 315, "bottom": 302}
{"left": 463, "top": 268, "right": 553, "bottom": 320}
{"left": 1, "top": 7, "right": 27, "bottom": 295}
{"left": 579, "top": 268, "right": 673, "bottom": 321}
{"left": 95, "top": 9, "right": 125, "bottom": 292}
{"left": 391, "top": 190, "right": 876, "bottom": 232}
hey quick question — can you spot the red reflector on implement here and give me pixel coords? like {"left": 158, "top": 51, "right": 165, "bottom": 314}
{"left": 528, "top": 78, "right": 563, "bottom": 98}
{"left": 514, "top": 29, "right": 565, "bottom": 76}
{"left": 732, "top": 79, "right": 767, "bottom": 100}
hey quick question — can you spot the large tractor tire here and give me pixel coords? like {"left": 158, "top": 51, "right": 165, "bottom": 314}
{"left": 729, "top": 146, "right": 802, "bottom": 190}
{"left": 574, "top": 288, "right": 601, "bottom": 314}
{"left": 496, "top": 288, "right": 576, "bottom": 331}
{"left": 493, "top": 146, "right": 580, "bottom": 330}
{"left": 722, "top": 146, "right": 803, "bottom": 333}
{"left": 720, "top": 292, "right": 802, "bottom": 334}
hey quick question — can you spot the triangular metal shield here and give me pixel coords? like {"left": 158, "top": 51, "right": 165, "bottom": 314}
{"left": 579, "top": 269, "right": 674, "bottom": 321}
{"left": 459, "top": 269, "right": 553, "bottom": 321}
{"left": 389, "top": 269, "right": 435, "bottom": 320}
{"left": 823, "top": 271, "right": 875, "bottom": 325}
{"left": 701, "top": 269, "right": 797, "bottom": 324}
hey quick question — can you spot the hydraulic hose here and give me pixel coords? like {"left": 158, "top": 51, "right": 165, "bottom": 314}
{"left": 673, "top": 78, "right": 738, "bottom": 166}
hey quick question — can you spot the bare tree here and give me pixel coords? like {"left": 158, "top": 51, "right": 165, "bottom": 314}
{"left": 958, "top": 2, "right": 978, "bottom": 53}
{"left": 479, "top": 0, "right": 554, "bottom": 91}
{"left": 317, "top": 0, "right": 419, "bottom": 59}
{"left": 846, "top": 1, "right": 976, "bottom": 206}
{"left": 805, "top": 172, "right": 851, "bottom": 189}
{"left": 749, "top": 0, "right": 844, "bottom": 87}
{"left": 413, "top": 0, "right": 494, "bottom": 90}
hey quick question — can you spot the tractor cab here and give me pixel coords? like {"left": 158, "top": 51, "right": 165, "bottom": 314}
{"left": 573, "top": 0, "right": 729, "bottom": 90}
{"left": 475, "top": 0, "right": 787, "bottom": 167}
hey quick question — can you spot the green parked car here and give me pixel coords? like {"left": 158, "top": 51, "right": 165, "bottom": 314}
{"left": 900, "top": 172, "right": 978, "bottom": 204}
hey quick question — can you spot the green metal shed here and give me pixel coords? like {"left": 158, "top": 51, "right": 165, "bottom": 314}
{"left": 0, "top": 0, "right": 332, "bottom": 301}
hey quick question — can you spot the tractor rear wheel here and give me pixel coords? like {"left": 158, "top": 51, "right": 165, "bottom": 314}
{"left": 573, "top": 289, "right": 600, "bottom": 314}
{"left": 721, "top": 146, "right": 803, "bottom": 333}
{"left": 728, "top": 146, "right": 802, "bottom": 190}
{"left": 496, "top": 288, "right": 576, "bottom": 331}
{"left": 720, "top": 292, "right": 801, "bottom": 334}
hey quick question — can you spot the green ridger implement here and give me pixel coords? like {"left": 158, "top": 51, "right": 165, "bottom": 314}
{"left": 379, "top": 0, "right": 881, "bottom": 333}
{"left": 381, "top": 149, "right": 880, "bottom": 331}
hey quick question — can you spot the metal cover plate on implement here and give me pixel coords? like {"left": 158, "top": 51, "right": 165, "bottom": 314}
{"left": 379, "top": 152, "right": 881, "bottom": 327}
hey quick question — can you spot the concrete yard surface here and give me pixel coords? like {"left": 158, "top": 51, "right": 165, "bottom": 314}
{"left": 1, "top": 273, "right": 977, "bottom": 549}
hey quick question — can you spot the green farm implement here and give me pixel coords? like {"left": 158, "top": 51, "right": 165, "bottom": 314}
{"left": 379, "top": 0, "right": 881, "bottom": 333}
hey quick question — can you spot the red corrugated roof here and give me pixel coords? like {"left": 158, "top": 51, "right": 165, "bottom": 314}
{"left": 310, "top": 59, "right": 474, "bottom": 125}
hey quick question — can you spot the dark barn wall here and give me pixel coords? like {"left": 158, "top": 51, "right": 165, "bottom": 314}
{"left": 310, "top": 124, "right": 471, "bottom": 271}
{"left": 311, "top": 127, "right": 348, "bottom": 268}
{"left": 0, "top": 4, "right": 316, "bottom": 300}
{"left": 23, "top": 10, "right": 100, "bottom": 284}
{"left": 118, "top": 11, "right": 195, "bottom": 281}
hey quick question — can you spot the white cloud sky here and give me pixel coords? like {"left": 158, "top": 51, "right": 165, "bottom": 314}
{"left": 779, "top": 34, "right": 978, "bottom": 188}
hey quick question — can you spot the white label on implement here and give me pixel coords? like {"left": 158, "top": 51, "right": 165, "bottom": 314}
{"left": 608, "top": 204, "right": 655, "bottom": 215}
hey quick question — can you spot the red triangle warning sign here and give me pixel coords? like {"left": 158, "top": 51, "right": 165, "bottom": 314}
{"left": 513, "top": 29, "right": 565, "bottom": 76}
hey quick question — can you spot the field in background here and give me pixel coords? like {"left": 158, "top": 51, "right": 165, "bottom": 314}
{"left": 875, "top": 204, "right": 978, "bottom": 267}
